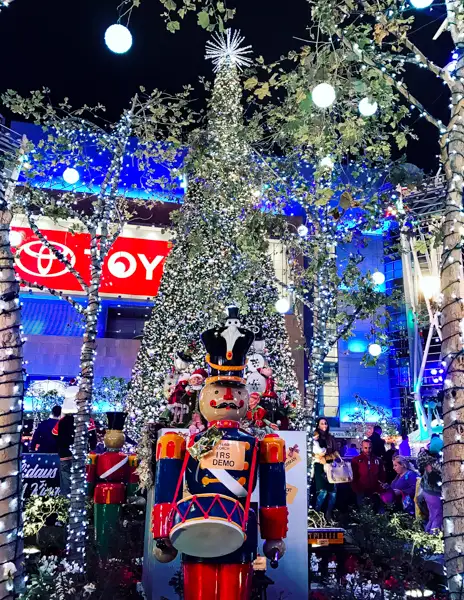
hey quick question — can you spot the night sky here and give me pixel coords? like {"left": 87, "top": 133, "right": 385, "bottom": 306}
{"left": 0, "top": 0, "right": 454, "bottom": 173}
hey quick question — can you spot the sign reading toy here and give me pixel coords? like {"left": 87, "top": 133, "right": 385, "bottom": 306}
{"left": 22, "top": 453, "right": 61, "bottom": 499}
{"left": 12, "top": 226, "right": 172, "bottom": 298}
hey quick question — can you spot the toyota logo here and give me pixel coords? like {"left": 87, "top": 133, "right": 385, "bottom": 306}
{"left": 15, "top": 240, "right": 76, "bottom": 278}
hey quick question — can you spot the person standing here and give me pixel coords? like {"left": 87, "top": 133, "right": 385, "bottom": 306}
{"left": 399, "top": 434, "right": 411, "bottom": 457}
{"left": 313, "top": 417, "right": 340, "bottom": 520}
{"left": 417, "top": 441, "right": 443, "bottom": 532}
{"left": 384, "top": 442, "right": 398, "bottom": 483}
{"left": 31, "top": 405, "right": 62, "bottom": 453}
{"left": 369, "top": 425, "right": 386, "bottom": 459}
{"left": 344, "top": 443, "right": 359, "bottom": 458}
{"left": 351, "top": 439, "right": 385, "bottom": 506}
{"left": 52, "top": 386, "right": 97, "bottom": 495}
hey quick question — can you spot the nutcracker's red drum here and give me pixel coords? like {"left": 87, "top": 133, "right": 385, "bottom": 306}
{"left": 169, "top": 493, "right": 246, "bottom": 558}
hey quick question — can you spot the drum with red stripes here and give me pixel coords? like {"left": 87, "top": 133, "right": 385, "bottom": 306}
{"left": 169, "top": 493, "right": 246, "bottom": 558}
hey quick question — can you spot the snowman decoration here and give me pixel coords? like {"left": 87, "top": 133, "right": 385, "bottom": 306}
{"left": 245, "top": 335, "right": 267, "bottom": 394}
{"left": 163, "top": 349, "right": 195, "bottom": 401}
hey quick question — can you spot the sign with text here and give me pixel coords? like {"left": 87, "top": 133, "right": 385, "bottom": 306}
{"left": 12, "top": 226, "right": 172, "bottom": 299}
{"left": 200, "top": 440, "right": 246, "bottom": 470}
{"left": 22, "top": 453, "right": 61, "bottom": 499}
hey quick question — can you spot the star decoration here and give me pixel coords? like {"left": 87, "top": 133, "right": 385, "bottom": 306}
{"left": 205, "top": 29, "right": 253, "bottom": 72}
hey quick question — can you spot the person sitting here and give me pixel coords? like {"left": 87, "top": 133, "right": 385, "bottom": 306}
{"left": 31, "top": 405, "right": 62, "bottom": 453}
{"left": 380, "top": 456, "right": 418, "bottom": 514}
{"left": 351, "top": 439, "right": 385, "bottom": 507}
{"left": 344, "top": 443, "right": 359, "bottom": 458}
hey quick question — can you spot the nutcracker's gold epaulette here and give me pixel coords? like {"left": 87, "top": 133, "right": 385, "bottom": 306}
{"left": 87, "top": 453, "right": 98, "bottom": 465}
{"left": 259, "top": 434, "right": 285, "bottom": 464}
{"left": 128, "top": 454, "right": 139, "bottom": 467}
{"left": 156, "top": 432, "right": 186, "bottom": 460}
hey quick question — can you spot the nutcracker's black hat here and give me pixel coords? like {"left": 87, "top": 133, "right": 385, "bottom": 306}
{"left": 201, "top": 308, "right": 254, "bottom": 387}
{"left": 106, "top": 411, "right": 127, "bottom": 431}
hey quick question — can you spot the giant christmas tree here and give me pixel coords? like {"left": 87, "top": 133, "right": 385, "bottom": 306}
{"left": 126, "top": 31, "right": 300, "bottom": 441}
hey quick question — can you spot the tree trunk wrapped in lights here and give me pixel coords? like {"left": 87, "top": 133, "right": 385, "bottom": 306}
{"left": 0, "top": 125, "right": 24, "bottom": 599}
{"left": 126, "top": 32, "right": 300, "bottom": 453}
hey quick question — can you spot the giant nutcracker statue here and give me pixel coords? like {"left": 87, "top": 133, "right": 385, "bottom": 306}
{"left": 87, "top": 411, "right": 139, "bottom": 558}
{"left": 152, "top": 307, "right": 288, "bottom": 600}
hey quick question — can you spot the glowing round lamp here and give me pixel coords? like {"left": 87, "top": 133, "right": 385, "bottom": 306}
{"left": 63, "top": 167, "right": 79, "bottom": 185}
{"left": 358, "top": 97, "right": 378, "bottom": 117}
{"left": 275, "top": 297, "right": 291, "bottom": 314}
{"left": 368, "top": 343, "right": 382, "bottom": 357}
{"left": 297, "top": 224, "right": 309, "bottom": 237}
{"left": 105, "top": 24, "right": 133, "bottom": 54}
{"left": 320, "top": 156, "right": 334, "bottom": 169}
{"left": 372, "top": 271, "right": 385, "bottom": 286}
{"left": 311, "top": 83, "right": 336, "bottom": 108}
{"left": 9, "top": 230, "right": 23, "bottom": 247}
{"left": 420, "top": 275, "right": 440, "bottom": 300}
{"left": 410, "top": 0, "right": 433, "bottom": 8}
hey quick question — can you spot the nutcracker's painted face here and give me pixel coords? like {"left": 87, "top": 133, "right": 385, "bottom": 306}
{"left": 199, "top": 382, "right": 249, "bottom": 423}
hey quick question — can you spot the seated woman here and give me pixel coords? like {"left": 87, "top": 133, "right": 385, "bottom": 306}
{"left": 380, "top": 456, "right": 418, "bottom": 514}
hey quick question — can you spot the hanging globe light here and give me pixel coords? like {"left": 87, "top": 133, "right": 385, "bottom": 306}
{"left": 410, "top": 0, "right": 433, "bottom": 8}
{"left": 62, "top": 167, "right": 80, "bottom": 184}
{"left": 275, "top": 297, "right": 291, "bottom": 314}
{"left": 8, "top": 230, "right": 23, "bottom": 247}
{"left": 297, "top": 224, "right": 309, "bottom": 237}
{"left": 105, "top": 24, "right": 133, "bottom": 54}
{"left": 320, "top": 156, "right": 334, "bottom": 169}
{"left": 358, "top": 97, "right": 378, "bottom": 117}
{"left": 372, "top": 271, "right": 385, "bottom": 286}
{"left": 311, "top": 83, "right": 336, "bottom": 108}
{"left": 368, "top": 343, "right": 382, "bottom": 357}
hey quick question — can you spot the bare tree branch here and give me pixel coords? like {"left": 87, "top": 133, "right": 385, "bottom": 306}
{"left": 24, "top": 209, "right": 89, "bottom": 293}
{"left": 18, "top": 278, "right": 86, "bottom": 315}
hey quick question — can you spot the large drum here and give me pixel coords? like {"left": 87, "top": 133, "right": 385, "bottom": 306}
{"left": 169, "top": 493, "right": 246, "bottom": 558}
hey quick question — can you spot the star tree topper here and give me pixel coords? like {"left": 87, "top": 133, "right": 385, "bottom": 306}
{"left": 205, "top": 29, "right": 253, "bottom": 72}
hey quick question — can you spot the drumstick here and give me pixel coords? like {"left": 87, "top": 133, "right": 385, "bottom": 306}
{"left": 201, "top": 475, "right": 247, "bottom": 486}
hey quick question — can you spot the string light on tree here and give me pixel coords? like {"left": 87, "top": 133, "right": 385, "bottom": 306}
{"left": 311, "top": 83, "right": 336, "bottom": 108}
{"left": 62, "top": 167, "right": 80, "bottom": 185}
{"left": 358, "top": 97, "right": 378, "bottom": 117}
{"left": 104, "top": 24, "right": 133, "bottom": 54}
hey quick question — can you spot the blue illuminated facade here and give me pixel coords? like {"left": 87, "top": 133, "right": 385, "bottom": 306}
{"left": 14, "top": 121, "right": 396, "bottom": 424}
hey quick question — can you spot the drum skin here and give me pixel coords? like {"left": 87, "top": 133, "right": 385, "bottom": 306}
{"left": 170, "top": 493, "right": 246, "bottom": 558}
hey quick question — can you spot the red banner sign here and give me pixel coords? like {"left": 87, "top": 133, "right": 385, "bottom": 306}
{"left": 12, "top": 226, "right": 171, "bottom": 298}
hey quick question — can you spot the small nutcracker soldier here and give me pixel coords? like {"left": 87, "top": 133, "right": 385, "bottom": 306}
{"left": 152, "top": 307, "right": 288, "bottom": 600}
{"left": 87, "top": 411, "right": 139, "bottom": 559}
